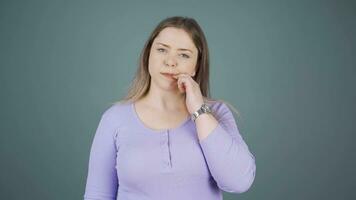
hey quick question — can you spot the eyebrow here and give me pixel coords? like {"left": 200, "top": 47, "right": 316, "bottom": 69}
{"left": 155, "top": 42, "right": 193, "bottom": 53}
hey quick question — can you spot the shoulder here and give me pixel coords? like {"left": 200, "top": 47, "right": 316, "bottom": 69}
{"left": 99, "top": 101, "right": 132, "bottom": 127}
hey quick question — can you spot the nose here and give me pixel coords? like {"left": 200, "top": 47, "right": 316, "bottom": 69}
{"left": 164, "top": 55, "right": 177, "bottom": 67}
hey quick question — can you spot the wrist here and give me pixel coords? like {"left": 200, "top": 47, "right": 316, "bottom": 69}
{"left": 191, "top": 103, "right": 212, "bottom": 122}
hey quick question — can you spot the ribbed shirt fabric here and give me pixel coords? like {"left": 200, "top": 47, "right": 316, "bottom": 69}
{"left": 84, "top": 100, "right": 256, "bottom": 200}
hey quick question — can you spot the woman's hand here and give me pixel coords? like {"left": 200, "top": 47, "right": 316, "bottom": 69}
{"left": 173, "top": 73, "right": 204, "bottom": 115}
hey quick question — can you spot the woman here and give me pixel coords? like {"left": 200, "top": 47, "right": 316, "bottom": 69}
{"left": 84, "top": 16, "right": 256, "bottom": 200}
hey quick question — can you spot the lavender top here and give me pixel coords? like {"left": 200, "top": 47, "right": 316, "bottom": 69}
{"left": 84, "top": 101, "right": 256, "bottom": 200}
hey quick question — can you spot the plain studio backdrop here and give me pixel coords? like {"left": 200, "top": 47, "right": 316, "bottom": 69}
{"left": 0, "top": 0, "right": 355, "bottom": 199}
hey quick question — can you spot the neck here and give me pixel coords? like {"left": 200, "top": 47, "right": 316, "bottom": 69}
{"left": 142, "top": 86, "right": 187, "bottom": 112}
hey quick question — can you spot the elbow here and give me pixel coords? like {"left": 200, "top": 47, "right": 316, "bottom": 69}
{"left": 218, "top": 160, "right": 256, "bottom": 194}
{"left": 233, "top": 171, "right": 256, "bottom": 194}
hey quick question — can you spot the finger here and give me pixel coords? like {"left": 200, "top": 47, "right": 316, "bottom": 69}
{"left": 173, "top": 73, "right": 191, "bottom": 79}
{"left": 180, "top": 79, "right": 188, "bottom": 92}
{"left": 174, "top": 74, "right": 190, "bottom": 93}
{"left": 177, "top": 78, "right": 184, "bottom": 93}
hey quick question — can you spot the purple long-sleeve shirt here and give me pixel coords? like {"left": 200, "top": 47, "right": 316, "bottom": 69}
{"left": 84, "top": 100, "right": 256, "bottom": 200}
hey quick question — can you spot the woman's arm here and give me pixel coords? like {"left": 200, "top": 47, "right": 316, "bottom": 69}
{"left": 197, "top": 102, "right": 256, "bottom": 193}
{"left": 83, "top": 110, "right": 119, "bottom": 200}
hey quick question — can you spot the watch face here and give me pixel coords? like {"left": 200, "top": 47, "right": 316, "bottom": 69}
{"left": 203, "top": 104, "right": 209, "bottom": 110}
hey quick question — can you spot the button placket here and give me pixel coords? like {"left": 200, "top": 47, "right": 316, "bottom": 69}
{"left": 160, "top": 130, "right": 172, "bottom": 172}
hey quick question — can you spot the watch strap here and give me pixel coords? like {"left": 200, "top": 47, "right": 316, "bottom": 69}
{"left": 191, "top": 103, "right": 212, "bottom": 121}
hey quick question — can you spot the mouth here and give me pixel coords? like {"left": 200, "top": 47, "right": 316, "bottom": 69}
{"left": 161, "top": 73, "right": 177, "bottom": 80}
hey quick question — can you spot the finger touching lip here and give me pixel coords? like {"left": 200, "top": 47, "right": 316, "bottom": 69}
{"left": 172, "top": 73, "right": 192, "bottom": 79}
{"left": 161, "top": 73, "right": 177, "bottom": 79}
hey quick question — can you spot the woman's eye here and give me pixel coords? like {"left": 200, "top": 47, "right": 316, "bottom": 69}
{"left": 181, "top": 54, "right": 190, "bottom": 58}
{"left": 157, "top": 48, "right": 166, "bottom": 52}
{"left": 157, "top": 48, "right": 189, "bottom": 58}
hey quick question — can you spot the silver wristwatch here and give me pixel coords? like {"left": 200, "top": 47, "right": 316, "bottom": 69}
{"left": 191, "top": 103, "right": 212, "bottom": 122}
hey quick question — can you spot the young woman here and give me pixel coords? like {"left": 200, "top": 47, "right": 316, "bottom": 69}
{"left": 84, "top": 16, "right": 256, "bottom": 200}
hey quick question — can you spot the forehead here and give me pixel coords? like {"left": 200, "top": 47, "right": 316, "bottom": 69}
{"left": 153, "top": 27, "right": 197, "bottom": 51}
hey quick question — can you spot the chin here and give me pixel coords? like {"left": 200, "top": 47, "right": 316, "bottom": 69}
{"left": 151, "top": 78, "right": 176, "bottom": 90}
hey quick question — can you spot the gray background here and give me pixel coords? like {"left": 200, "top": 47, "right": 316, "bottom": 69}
{"left": 1, "top": 0, "right": 355, "bottom": 199}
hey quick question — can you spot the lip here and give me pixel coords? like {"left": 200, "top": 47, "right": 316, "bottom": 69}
{"left": 161, "top": 73, "right": 177, "bottom": 79}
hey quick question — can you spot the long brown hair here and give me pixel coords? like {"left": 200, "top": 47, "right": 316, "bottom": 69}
{"left": 112, "top": 16, "right": 240, "bottom": 117}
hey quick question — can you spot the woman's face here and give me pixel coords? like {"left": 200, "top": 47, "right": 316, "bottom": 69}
{"left": 148, "top": 27, "right": 199, "bottom": 90}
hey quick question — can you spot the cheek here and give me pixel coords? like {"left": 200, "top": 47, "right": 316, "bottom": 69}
{"left": 183, "top": 59, "right": 197, "bottom": 73}
{"left": 148, "top": 52, "right": 162, "bottom": 66}
{"left": 148, "top": 54, "right": 162, "bottom": 75}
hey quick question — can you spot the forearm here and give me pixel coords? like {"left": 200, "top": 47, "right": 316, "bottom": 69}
{"left": 195, "top": 113, "right": 219, "bottom": 141}
{"left": 194, "top": 103, "right": 256, "bottom": 193}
